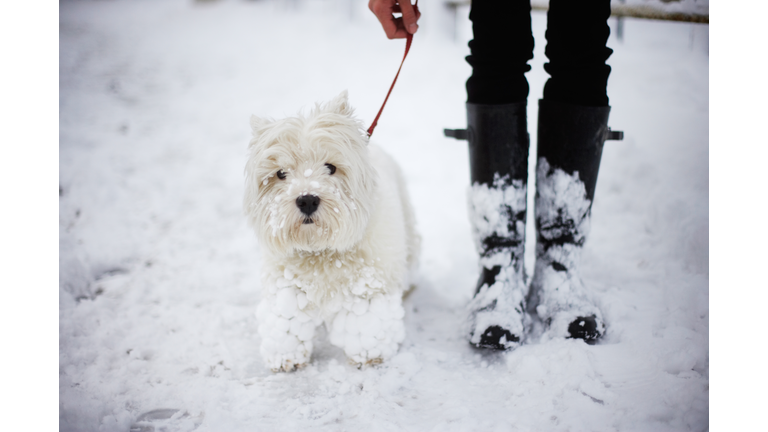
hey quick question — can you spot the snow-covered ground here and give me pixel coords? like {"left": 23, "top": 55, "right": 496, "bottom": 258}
{"left": 58, "top": 0, "right": 709, "bottom": 430}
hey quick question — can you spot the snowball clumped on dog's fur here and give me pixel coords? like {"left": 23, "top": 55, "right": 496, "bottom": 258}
{"left": 244, "top": 91, "right": 419, "bottom": 372}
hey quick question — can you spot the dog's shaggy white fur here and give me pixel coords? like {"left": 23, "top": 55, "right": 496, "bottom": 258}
{"left": 244, "top": 91, "right": 420, "bottom": 372}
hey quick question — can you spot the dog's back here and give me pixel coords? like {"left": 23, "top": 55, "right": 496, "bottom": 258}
{"left": 367, "top": 144, "right": 421, "bottom": 291}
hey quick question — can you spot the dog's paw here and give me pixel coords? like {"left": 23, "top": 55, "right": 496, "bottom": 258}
{"left": 328, "top": 293, "right": 406, "bottom": 365}
{"left": 270, "top": 359, "right": 308, "bottom": 373}
{"left": 261, "top": 338, "right": 313, "bottom": 372}
{"left": 256, "top": 287, "right": 321, "bottom": 372}
{"left": 348, "top": 356, "right": 383, "bottom": 369}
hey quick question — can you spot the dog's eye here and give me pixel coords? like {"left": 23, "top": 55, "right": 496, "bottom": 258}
{"left": 276, "top": 170, "right": 286, "bottom": 180}
{"left": 325, "top": 164, "right": 336, "bottom": 175}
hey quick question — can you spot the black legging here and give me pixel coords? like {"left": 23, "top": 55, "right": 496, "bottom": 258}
{"left": 465, "top": 0, "right": 612, "bottom": 107}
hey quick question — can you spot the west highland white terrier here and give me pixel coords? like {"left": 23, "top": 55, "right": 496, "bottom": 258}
{"left": 244, "top": 91, "right": 420, "bottom": 372}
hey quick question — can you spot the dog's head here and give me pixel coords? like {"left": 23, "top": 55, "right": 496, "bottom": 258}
{"left": 244, "top": 91, "right": 377, "bottom": 256}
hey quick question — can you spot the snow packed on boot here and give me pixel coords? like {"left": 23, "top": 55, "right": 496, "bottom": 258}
{"left": 529, "top": 158, "right": 605, "bottom": 340}
{"left": 466, "top": 174, "right": 528, "bottom": 348}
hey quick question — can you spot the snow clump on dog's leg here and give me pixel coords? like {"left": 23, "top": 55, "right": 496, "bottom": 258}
{"left": 328, "top": 292, "right": 406, "bottom": 367}
{"left": 256, "top": 284, "right": 322, "bottom": 372}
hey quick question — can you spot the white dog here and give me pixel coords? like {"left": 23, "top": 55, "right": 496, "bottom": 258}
{"left": 244, "top": 91, "right": 420, "bottom": 372}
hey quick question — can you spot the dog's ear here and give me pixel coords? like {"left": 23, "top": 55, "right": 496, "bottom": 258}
{"left": 328, "top": 90, "right": 352, "bottom": 116}
{"left": 250, "top": 115, "right": 272, "bottom": 139}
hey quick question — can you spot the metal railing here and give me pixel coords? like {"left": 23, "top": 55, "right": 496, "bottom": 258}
{"left": 444, "top": 0, "right": 709, "bottom": 24}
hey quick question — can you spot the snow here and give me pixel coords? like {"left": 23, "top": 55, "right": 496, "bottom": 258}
{"left": 528, "top": 158, "right": 604, "bottom": 340}
{"left": 534, "top": 158, "right": 591, "bottom": 244}
{"left": 466, "top": 174, "right": 529, "bottom": 348}
{"left": 58, "top": 0, "right": 709, "bottom": 430}
{"left": 467, "top": 175, "right": 527, "bottom": 258}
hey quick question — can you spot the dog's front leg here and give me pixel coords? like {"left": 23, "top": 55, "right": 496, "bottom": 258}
{"left": 328, "top": 292, "right": 406, "bottom": 367}
{"left": 256, "top": 285, "right": 320, "bottom": 372}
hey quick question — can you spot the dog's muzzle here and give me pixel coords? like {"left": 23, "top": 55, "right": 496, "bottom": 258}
{"left": 296, "top": 195, "right": 320, "bottom": 219}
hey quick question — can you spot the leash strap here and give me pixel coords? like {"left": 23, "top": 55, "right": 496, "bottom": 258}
{"left": 367, "top": 2, "right": 418, "bottom": 138}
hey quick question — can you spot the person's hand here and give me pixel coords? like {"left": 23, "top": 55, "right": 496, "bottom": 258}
{"left": 368, "top": 0, "right": 421, "bottom": 40}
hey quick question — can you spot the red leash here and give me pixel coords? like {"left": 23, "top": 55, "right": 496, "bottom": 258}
{"left": 367, "top": 3, "right": 418, "bottom": 138}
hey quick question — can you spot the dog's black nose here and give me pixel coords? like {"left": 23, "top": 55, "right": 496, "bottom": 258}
{"left": 296, "top": 195, "right": 320, "bottom": 216}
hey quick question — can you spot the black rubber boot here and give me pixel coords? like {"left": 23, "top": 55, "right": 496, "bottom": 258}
{"left": 527, "top": 99, "right": 622, "bottom": 343}
{"left": 447, "top": 102, "right": 530, "bottom": 350}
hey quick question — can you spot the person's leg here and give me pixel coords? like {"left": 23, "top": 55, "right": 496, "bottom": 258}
{"left": 463, "top": 0, "right": 534, "bottom": 349}
{"left": 542, "top": 0, "right": 612, "bottom": 107}
{"left": 529, "top": 0, "right": 620, "bottom": 342}
{"left": 465, "top": 0, "right": 534, "bottom": 104}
